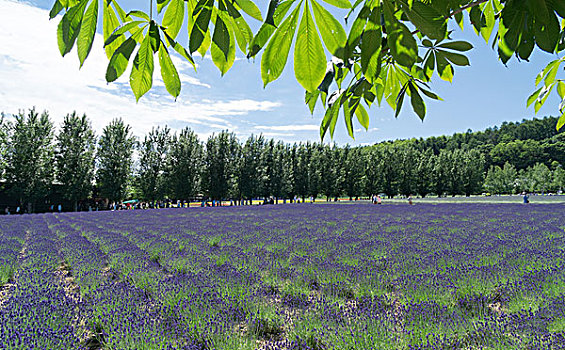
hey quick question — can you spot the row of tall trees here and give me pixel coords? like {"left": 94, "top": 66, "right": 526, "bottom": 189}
{"left": 0, "top": 109, "right": 134, "bottom": 211}
{"left": 137, "top": 134, "right": 486, "bottom": 202}
{"left": 1, "top": 109, "right": 564, "bottom": 211}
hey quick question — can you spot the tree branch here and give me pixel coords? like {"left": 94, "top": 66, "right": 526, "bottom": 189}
{"left": 448, "top": 0, "right": 489, "bottom": 19}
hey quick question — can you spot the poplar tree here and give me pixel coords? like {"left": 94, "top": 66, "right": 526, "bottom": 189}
{"left": 0, "top": 113, "right": 10, "bottom": 183}
{"left": 5, "top": 108, "right": 54, "bottom": 212}
{"left": 97, "top": 118, "right": 137, "bottom": 203}
{"left": 166, "top": 128, "right": 202, "bottom": 200}
{"left": 138, "top": 126, "right": 170, "bottom": 201}
{"left": 55, "top": 112, "right": 96, "bottom": 211}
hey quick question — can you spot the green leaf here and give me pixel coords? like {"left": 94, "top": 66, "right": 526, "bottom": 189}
{"left": 440, "top": 50, "right": 470, "bottom": 66}
{"left": 343, "top": 100, "right": 355, "bottom": 138}
{"left": 163, "top": 0, "right": 185, "bottom": 40}
{"left": 423, "top": 51, "right": 435, "bottom": 79}
{"left": 544, "top": 59, "right": 560, "bottom": 87}
{"left": 112, "top": 0, "right": 128, "bottom": 21}
{"left": 535, "top": 84, "right": 554, "bottom": 113}
{"left": 50, "top": 0, "right": 64, "bottom": 19}
{"left": 130, "top": 33, "right": 155, "bottom": 102}
{"left": 211, "top": 12, "right": 236, "bottom": 75}
{"left": 480, "top": 0, "right": 495, "bottom": 43}
{"left": 261, "top": 5, "right": 300, "bottom": 87}
{"left": 190, "top": 0, "right": 214, "bottom": 53}
{"left": 550, "top": 0, "right": 565, "bottom": 18}
{"left": 149, "top": 21, "right": 161, "bottom": 53}
{"left": 158, "top": 44, "right": 181, "bottom": 99}
{"left": 106, "top": 35, "right": 138, "bottom": 82}
{"left": 435, "top": 51, "right": 453, "bottom": 82}
{"left": 318, "top": 64, "right": 334, "bottom": 93}
{"left": 344, "top": 5, "right": 369, "bottom": 60}
{"left": 77, "top": 0, "right": 98, "bottom": 67}
{"left": 527, "top": 86, "right": 542, "bottom": 107}
{"left": 534, "top": 11, "right": 560, "bottom": 53}
{"left": 198, "top": 30, "right": 212, "bottom": 56}
{"left": 235, "top": 0, "right": 263, "bottom": 21}
{"left": 57, "top": 0, "right": 88, "bottom": 56}
{"left": 529, "top": 0, "right": 550, "bottom": 23}
{"left": 127, "top": 10, "right": 150, "bottom": 21}
{"left": 417, "top": 85, "right": 442, "bottom": 101}
{"left": 105, "top": 21, "right": 146, "bottom": 47}
{"left": 60, "top": 0, "right": 80, "bottom": 9}
{"left": 329, "top": 97, "right": 341, "bottom": 138}
{"left": 375, "top": 82, "right": 384, "bottom": 106}
{"left": 360, "top": 7, "right": 381, "bottom": 83}
{"left": 409, "top": 82, "right": 426, "bottom": 120}
{"left": 558, "top": 81, "right": 565, "bottom": 100}
{"left": 103, "top": 0, "right": 123, "bottom": 59}
{"left": 403, "top": 0, "right": 447, "bottom": 40}
{"left": 537, "top": 59, "right": 560, "bottom": 86}
{"left": 320, "top": 93, "right": 341, "bottom": 139}
{"left": 225, "top": 0, "right": 254, "bottom": 52}
{"left": 436, "top": 41, "right": 473, "bottom": 52}
{"left": 319, "top": 0, "right": 351, "bottom": 9}
{"left": 389, "top": 22, "right": 418, "bottom": 68}
{"left": 265, "top": 0, "right": 281, "bottom": 26}
{"left": 384, "top": 1, "right": 417, "bottom": 68}
{"left": 247, "top": 0, "right": 294, "bottom": 58}
{"left": 355, "top": 102, "right": 369, "bottom": 130}
{"left": 395, "top": 86, "right": 406, "bottom": 118}
{"left": 517, "top": 30, "right": 535, "bottom": 60}
{"left": 294, "top": 0, "right": 327, "bottom": 92}
{"left": 157, "top": 0, "right": 172, "bottom": 13}
{"left": 305, "top": 90, "right": 320, "bottom": 114}
{"left": 557, "top": 111, "right": 565, "bottom": 131}
{"left": 454, "top": 11, "right": 463, "bottom": 30}
{"left": 469, "top": 5, "right": 483, "bottom": 35}
{"left": 311, "top": 0, "right": 347, "bottom": 55}
{"left": 162, "top": 31, "right": 196, "bottom": 68}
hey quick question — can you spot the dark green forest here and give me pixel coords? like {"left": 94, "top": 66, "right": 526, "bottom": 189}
{"left": 1, "top": 108, "right": 564, "bottom": 211}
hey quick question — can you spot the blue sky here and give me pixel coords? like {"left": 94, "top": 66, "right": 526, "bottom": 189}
{"left": 0, "top": 0, "right": 562, "bottom": 145}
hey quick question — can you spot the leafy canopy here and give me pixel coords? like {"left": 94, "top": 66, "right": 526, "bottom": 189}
{"left": 51, "top": 0, "right": 565, "bottom": 138}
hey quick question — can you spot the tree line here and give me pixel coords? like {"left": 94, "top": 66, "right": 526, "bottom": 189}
{"left": 0, "top": 109, "right": 564, "bottom": 212}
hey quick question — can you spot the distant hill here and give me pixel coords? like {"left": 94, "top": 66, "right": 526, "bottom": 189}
{"left": 375, "top": 116, "right": 565, "bottom": 170}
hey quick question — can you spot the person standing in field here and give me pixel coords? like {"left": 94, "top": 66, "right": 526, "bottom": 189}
{"left": 377, "top": 195, "right": 382, "bottom": 204}
{"left": 408, "top": 195, "right": 413, "bottom": 205}
{"left": 523, "top": 192, "right": 530, "bottom": 204}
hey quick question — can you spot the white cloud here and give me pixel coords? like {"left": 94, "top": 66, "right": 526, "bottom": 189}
{"left": 253, "top": 124, "right": 320, "bottom": 132}
{"left": 261, "top": 132, "right": 296, "bottom": 137}
{"left": 0, "top": 0, "right": 279, "bottom": 138}
{"left": 354, "top": 127, "right": 379, "bottom": 133}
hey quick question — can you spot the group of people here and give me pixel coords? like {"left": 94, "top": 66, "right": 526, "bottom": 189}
{"left": 371, "top": 194, "right": 383, "bottom": 205}
{"left": 371, "top": 194, "right": 415, "bottom": 205}
{"left": 3, "top": 203, "right": 65, "bottom": 215}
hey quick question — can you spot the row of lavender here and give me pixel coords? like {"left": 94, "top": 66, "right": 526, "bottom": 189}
{"left": 0, "top": 203, "right": 564, "bottom": 349}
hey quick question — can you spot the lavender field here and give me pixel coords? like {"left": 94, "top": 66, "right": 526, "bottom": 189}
{"left": 0, "top": 203, "right": 564, "bottom": 349}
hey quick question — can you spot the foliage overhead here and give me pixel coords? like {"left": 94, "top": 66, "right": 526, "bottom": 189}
{"left": 51, "top": 0, "right": 565, "bottom": 138}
